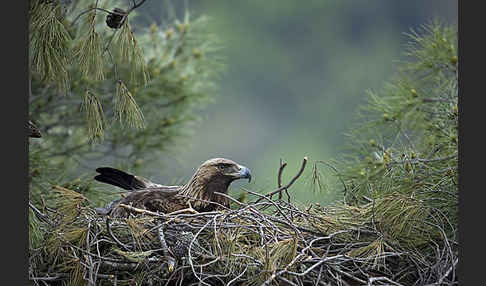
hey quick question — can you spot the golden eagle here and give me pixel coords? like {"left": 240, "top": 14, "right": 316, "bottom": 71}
{"left": 94, "top": 158, "right": 251, "bottom": 217}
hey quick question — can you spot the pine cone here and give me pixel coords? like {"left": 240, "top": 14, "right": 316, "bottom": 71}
{"left": 106, "top": 8, "right": 127, "bottom": 29}
{"left": 27, "top": 120, "right": 42, "bottom": 138}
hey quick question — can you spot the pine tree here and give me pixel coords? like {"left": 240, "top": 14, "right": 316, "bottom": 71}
{"left": 28, "top": 0, "right": 224, "bottom": 205}
{"left": 324, "top": 19, "right": 459, "bottom": 283}
{"left": 338, "top": 19, "right": 458, "bottom": 227}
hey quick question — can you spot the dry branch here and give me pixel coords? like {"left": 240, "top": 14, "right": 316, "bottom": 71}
{"left": 255, "top": 157, "right": 308, "bottom": 204}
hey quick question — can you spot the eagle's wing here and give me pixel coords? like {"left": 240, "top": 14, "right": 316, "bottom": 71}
{"left": 94, "top": 167, "right": 169, "bottom": 190}
{"left": 104, "top": 186, "right": 185, "bottom": 217}
{"left": 95, "top": 186, "right": 182, "bottom": 216}
{"left": 94, "top": 167, "right": 183, "bottom": 216}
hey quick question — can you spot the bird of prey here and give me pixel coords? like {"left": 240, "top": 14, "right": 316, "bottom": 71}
{"left": 94, "top": 158, "right": 251, "bottom": 217}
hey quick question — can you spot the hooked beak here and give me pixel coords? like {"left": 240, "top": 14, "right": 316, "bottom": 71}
{"left": 236, "top": 165, "right": 252, "bottom": 183}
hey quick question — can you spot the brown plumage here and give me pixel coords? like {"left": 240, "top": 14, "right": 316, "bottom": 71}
{"left": 94, "top": 158, "right": 251, "bottom": 217}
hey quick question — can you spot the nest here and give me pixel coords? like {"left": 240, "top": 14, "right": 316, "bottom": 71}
{"left": 29, "top": 159, "right": 458, "bottom": 286}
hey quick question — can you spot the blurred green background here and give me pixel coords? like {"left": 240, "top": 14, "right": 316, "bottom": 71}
{"left": 130, "top": 1, "right": 457, "bottom": 205}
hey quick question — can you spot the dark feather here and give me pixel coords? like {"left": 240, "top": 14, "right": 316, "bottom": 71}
{"left": 95, "top": 167, "right": 148, "bottom": 190}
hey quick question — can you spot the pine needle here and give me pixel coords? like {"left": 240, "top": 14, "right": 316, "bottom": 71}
{"left": 29, "top": 1, "right": 71, "bottom": 92}
{"left": 113, "top": 21, "right": 149, "bottom": 86}
{"left": 113, "top": 248, "right": 155, "bottom": 263}
{"left": 62, "top": 227, "right": 89, "bottom": 247}
{"left": 367, "top": 193, "right": 436, "bottom": 246}
{"left": 114, "top": 80, "right": 146, "bottom": 129}
{"left": 81, "top": 90, "right": 105, "bottom": 142}
{"left": 73, "top": 10, "right": 105, "bottom": 81}
{"left": 68, "top": 259, "right": 85, "bottom": 286}
{"left": 52, "top": 185, "right": 88, "bottom": 224}
{"left": 347, "top": 237, "right": 391, "bottom": 270}
{"left": 29, "top": 208, "right": 44, "bottom": 250}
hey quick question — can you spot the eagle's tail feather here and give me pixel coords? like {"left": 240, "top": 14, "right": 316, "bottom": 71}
{"left": 94, "top": 167, "right": 146, "bottom": 190}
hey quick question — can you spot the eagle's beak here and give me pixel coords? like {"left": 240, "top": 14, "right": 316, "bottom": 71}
{"left": 237, "top": 165, "right": 252, "bottom": 183}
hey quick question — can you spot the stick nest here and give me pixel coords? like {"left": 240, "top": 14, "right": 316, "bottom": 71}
{"left": 29, "top": 159, "right": 458, "bottom": 286}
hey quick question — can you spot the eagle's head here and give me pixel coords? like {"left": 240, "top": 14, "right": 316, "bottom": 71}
{"left": 181, "top": 158, "right": 252, "bottom": 210}
{"left": 198, "top": 158, "right": 252, "bottom": 183}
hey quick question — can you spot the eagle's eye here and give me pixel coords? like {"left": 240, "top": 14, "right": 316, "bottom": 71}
{"left": 217, "top": 164, "right": 225, "bottom": 170}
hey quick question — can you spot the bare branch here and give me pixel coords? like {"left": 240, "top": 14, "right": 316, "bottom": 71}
{"left": 255, "top": 157, "right": 308, "bottom": 203}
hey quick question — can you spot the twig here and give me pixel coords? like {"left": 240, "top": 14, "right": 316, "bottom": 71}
{"left": 100, "top": 260, "right": 138, "bottom": 271}
{"left": 118, "top": 203, "right": 164, "bottom": 217}
{"left": 286, "top": 255, "right": 344, "bottom": 277}
{"left": 314, "top": 160, "right": 348, "bottom": 204}
{"left": 30, "top": 274, "right": 66, "bottom": 281}
{"left": 227, "top": 265, "right": 248, "bottom": 286}
{"left": 71, "top": 7, "right": 114, "bottom": 26}
{"left": 261, "top": 239, "right": 342, "bottom": 286}
{"left": 437, "top": 257, "right": 458, "bottom": 285}
{"left": 71, "top": 0, "right": 147, "bottom": 26}
{"left": 187, "top": 219, "right": 214, "bottom": 286}
{"left": 367, "top": 276, "right": 405, "bottom": 286}
{"left": 390, "top": 153, "right": 457, "bottom": 165}
{"left": 158, "top": 225, "right": 176, "bottom": 272}
{"left": 106, "top": 216, "right": 130, "bottom": 251}
{"left": 29, "top": 201, "right": 50, "bottom": 223}
{"left": 255, "top": 157, "right": 308, "bottom": 203}
{"left": 277, "top": 159, "right": 287, "bottom": 199}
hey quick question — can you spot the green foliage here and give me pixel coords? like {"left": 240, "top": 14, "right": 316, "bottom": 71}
{"left": 29, "top": 209, "right": 44, "bottom": 251}
{"left": 81, "top": 90, "right": 105, "bottom": 142}
{"left": 113, "top": 80, "right": 145, "bottom": 130}
{"left": 28, "top": 0, "right": 224, "bottom": 206}
{"left": 337, "top": 20, "right": 457, "bottom": 207}
{"left": 73, "top": 9, "right": 105, "bottom": 81}
{"left": 112, "top": 20, "right": 149, "bottom": 85}
{"left": 29, "top": 1, "right": 71, "bottom": 92}
{"left": 324, "top": 19, "right": 458, "bottom": 271}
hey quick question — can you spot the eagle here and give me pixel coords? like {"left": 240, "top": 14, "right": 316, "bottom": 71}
{"left": 94, "top": 158, "right": 251, "bottom": 217}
